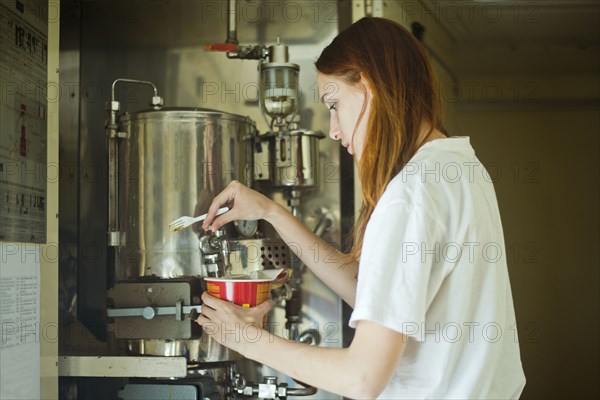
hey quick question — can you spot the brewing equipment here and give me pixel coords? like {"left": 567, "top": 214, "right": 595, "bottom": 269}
{"left": 204, "top": 0, "right": 328, "bottom": 350}
{"left": 100, "top": 73, "right": 322, "bottom": 397}
{"left": 57, "top": 1, "right": 345, "bottom": 399}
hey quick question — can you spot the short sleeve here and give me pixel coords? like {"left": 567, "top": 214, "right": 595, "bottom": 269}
{"left": 349, "top": 200, "right": 447, "bottom": 341}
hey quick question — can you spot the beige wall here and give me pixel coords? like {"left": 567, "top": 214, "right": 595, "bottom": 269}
{"left": 456, "top": 107, "right": 599, "bottom": 398}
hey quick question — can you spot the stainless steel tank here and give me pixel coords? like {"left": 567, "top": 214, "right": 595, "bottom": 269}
{"left": 113, "top": 108, "right": 256, "bottom": 363}
{"left": 116, "top": 108, "right": 256, "bottom": 280}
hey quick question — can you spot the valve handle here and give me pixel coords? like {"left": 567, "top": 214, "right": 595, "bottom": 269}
{"left": 204, "top": 43, "right": 238, "bottom": 52}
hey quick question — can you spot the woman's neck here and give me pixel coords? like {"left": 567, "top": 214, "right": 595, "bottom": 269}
{"left": 417, "top": 124, "right": 447, "bottom": 148}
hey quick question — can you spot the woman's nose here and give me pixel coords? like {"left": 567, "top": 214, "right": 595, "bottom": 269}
{"left": 329, "top": 117, "right": 341, "bottom": 140}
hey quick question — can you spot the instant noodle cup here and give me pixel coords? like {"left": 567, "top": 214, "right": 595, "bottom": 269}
{"left": 204, "top": 269, "right": 286, "bottom": 308}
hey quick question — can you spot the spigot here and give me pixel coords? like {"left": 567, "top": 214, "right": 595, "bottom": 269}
{"left": 199, "top": 228, "right": 232, "bottom": 277}
{"left": 203, "top": 254, "right": 221, "bottom": 277}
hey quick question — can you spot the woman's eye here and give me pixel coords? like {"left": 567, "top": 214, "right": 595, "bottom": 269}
{"left": 328, "top": 103, "right": 337, "bottom": 111}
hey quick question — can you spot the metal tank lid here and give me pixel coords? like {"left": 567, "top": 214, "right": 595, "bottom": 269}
{"left": 119, "top": 107, "right": 255, "bottom": 125}
{"left": 262, "top": 129, "right": 325, "bottom": 139}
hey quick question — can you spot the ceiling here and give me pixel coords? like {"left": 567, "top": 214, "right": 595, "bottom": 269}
{"left": 427, "top": 0, "right": 599, "bottom": 45}
{"left": 68, "top": 0, "right": 600, "bottom": 77}
{"left": 416, "top": 0, "right": 600, "bottom": 76}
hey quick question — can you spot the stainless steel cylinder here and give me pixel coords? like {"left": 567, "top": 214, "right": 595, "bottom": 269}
{"left": 116, "top": 108, "right": 255, "bottom": 280}
{"left": 268, "top": 129, "right": 324, "bottom": 188}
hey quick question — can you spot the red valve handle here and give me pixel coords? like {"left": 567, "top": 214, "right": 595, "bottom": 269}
{"left": 203, "top": 43, "right": 238, "bottom": 52}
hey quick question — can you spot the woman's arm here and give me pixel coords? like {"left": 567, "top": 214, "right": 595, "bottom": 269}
{"left": 265, "top": 201, "right": 357, "bottom": 307}
{"left": 199, "top": 293, "right": 407, "bottom": 399}
{"left": 247, "top": 320, "right": 406, "bottom": 398}
{"left": 202, "top": 181, "right": 358, "bottom": 307}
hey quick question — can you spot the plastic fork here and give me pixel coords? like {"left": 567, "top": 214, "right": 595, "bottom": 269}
{"left": 168, "top": 207, "right": 229, "bottom": 232}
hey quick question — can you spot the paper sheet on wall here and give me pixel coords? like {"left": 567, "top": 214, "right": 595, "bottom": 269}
{"left": 0, "top": 242, "right": 41, "bottom": 399}
{"left": 0, "top": 1, "right": 48, "bottom": 243}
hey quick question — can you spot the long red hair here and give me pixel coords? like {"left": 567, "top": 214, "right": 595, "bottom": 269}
{"left": 316, "top": 17, "right": 446, "bottom": 260}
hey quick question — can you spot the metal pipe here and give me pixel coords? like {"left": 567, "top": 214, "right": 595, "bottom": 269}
{"left": 227, "top": 0, "right": 238, "bottom": 44}
{"left": 288, "top": 189, "right": 302, "bottom": 219}
{"left": 287, "top": 382, "right": 318, "bottom": 396}
{"left": 106, "top": 79, "right": 163, "bottom": 246}
{"left": 364, "top": 0, "right": 374, "bottom": 17}
{"left": 111, "top": 78, "right": 158, "bottom": 101}
{"left": 313, "top": 211, "right": 334, "bottom": 238}
{"left": 106, "top": 104, "right": 120, "bottom": 246}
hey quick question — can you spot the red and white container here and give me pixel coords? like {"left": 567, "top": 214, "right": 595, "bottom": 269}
{"left": 204, "top": 269, "right": 286, "bottom": 308}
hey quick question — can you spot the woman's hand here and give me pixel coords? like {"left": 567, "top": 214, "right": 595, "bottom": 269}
{"left": 201, "top": 180, "right": 276, "bottom": 232}
{"left": 196, "top": 292, "right": 274, "bottom": 355}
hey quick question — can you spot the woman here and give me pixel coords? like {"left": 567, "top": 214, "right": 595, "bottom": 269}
{"left": 197, "top": 17, "right": 526, "bottom": 399}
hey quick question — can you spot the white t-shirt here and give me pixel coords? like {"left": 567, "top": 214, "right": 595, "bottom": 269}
{"left": 350, "top": 137, "right": 526, "bottom": 399}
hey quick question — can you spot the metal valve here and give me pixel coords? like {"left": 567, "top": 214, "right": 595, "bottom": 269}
{"left": 234, "top": 375, "right": 288, "bottom": 399}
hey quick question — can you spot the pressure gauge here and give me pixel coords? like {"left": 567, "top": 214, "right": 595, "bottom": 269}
{"left": 234, "top": 219, "right": 258, "bottom": 237}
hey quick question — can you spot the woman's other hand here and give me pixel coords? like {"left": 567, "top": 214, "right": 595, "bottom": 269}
{"left": 196, "top": 291, "right": 274, "bottom": 355}
{"left": 201, "top": 180, "right": 276, "bottom": 231}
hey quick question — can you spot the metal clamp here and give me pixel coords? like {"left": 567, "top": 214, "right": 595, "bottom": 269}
{"left": 107, "top": 301, "right": 202, "bottom": 321}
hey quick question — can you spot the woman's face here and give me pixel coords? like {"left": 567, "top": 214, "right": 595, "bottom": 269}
{"left": 317, "top": 72, "right": 371, "bottom": 160}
